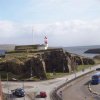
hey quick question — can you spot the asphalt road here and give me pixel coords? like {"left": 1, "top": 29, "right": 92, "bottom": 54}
{"left": 62, "top": 72, "right": 100, "bottom": 100}
{"left": 2, "top": 82, "right": 33, "bottom": 100}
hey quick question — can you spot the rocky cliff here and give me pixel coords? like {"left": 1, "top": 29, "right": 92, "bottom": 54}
{"left": 0, "top": 48, "right": 95, "bottom": 80}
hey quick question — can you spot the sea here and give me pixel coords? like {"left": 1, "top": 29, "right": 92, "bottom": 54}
{"left": 63, "top": 45, "right": 100, "bottom": 58}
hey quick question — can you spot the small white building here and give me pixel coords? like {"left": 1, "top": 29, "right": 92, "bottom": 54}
{"left": 37, "top": 44, "right": 46, "bottom": 50}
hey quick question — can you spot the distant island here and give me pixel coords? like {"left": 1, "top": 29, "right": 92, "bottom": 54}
{"left": 84, "top": 48, "right": 100, "bottom": 54}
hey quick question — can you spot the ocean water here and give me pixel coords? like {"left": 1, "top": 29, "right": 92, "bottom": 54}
{"left": 63, "top": 45, "right": 100, "bottom": 58}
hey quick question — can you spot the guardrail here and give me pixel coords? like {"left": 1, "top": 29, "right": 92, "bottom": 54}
{"left": 50, "top": 70, "right": 94, "bottom": 100}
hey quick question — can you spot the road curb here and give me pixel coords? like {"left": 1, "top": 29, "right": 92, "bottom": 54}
{"left": 88, "top": 82, "right": 100, "bottom": 96}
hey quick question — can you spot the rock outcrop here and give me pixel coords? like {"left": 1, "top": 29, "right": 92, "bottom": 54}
{"left": 43, "top": 49, "right": 70, "bottom": 73}
{"left": 0, "top": 57, "right": 47, "bottom": 79}
{"left": 25, "top": 57, "right": 47, "bottom": 79}
{"left": 0, "top": 48, "right": 95, "bottom": 80}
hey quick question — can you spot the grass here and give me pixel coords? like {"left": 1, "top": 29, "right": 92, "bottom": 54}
{"left": 0, "top": 71, "right": 20, "bottom": 80}
{"left": 94, "top": 59, "right": 100, "bottom": 64}
{"left": 46, "top": 72, "right": 69, "bottom": 79}
{"left": 76, "top": 65, "right": 92, "bottom": 72}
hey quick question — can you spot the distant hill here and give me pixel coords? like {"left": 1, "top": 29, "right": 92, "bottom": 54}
{"left": 63, "top": 45, "right": 100, "bottom": 58}
{"left": 0, "top": 44, "right": 15, "bottom": 51}
{"left": 84, "top": 48, "right": 100, "bottom": 54}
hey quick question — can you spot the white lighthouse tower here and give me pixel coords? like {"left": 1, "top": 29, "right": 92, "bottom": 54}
{"left": 44, "top": 36, "right": 48, "bottom": 50}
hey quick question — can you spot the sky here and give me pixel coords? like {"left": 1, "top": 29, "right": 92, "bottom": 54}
{"left": 0, "top": 0, "right": 100, "bottom": 47}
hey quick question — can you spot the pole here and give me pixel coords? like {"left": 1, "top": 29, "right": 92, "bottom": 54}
{"left": 31, "top": 66, "right": 32, "bottom": 78}
{"left": 0, "top": 75, "right": 3, "bottom": 100}
{"left": 30, "top": 59, "right": 33, "bottom": 78}
{"left": 74, "top": 70, "right": 76, "bottom": 78}
{"left": 7, "top": 73, "right": 10, "bottom": 100}
{"left": 23, "top": 81, "right": 25, "bottom": 100}
{"left": 74, "top": 62, "right": 76, "bottom": 78}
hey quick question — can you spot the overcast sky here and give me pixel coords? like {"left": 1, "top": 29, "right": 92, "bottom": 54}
{"left": 0, "top": 0, "right": 100, "bottom": 47}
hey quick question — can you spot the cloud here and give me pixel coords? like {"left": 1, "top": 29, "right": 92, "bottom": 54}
{"left": 0, "top": 20, "right": 100, "bottom": 46}
{"left": 0, "top": 21, "right": 16, "bottom": 37}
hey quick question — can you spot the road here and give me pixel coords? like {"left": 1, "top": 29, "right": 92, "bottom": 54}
{"left": 62, "top": 72, "right": 100, "bottom": 100}
{"left": 2, "top": 82, "right": 33, "bottom": 100}
{"left": 2, "top": 64, "right": 100, "bottom": 100}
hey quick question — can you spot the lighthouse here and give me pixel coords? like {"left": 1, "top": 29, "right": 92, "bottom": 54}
{"left": 44, "top": 36, "right": 48, "bottom": 50}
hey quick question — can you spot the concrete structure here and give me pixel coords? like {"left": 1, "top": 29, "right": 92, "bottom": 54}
{"left": 15, "top": 44, "right": 45, "bottom": 51}
{"left": 37, "top": 44, "right": 45, "bottom": 50}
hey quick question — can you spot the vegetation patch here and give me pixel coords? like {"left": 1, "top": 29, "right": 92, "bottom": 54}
{"left": 77, "top": 65, "right": 93, "bottom": 72}
{"left": 46, "top": 72, "right": 69, "bottom": 79}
